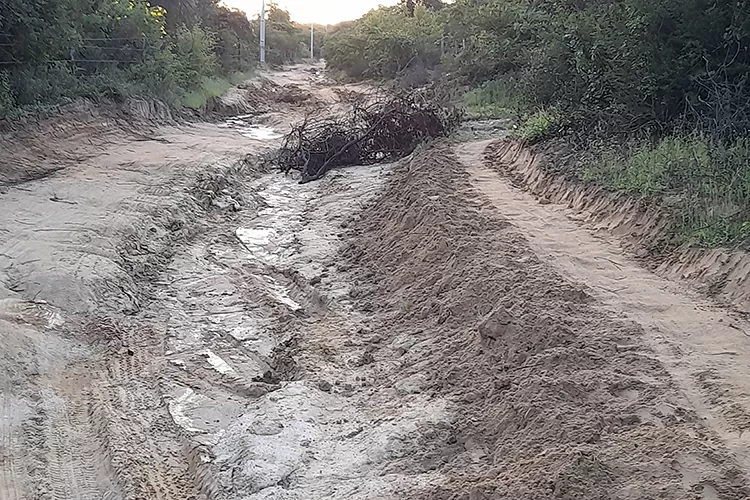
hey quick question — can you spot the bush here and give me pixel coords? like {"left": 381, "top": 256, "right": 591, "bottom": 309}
{"left": 0, "top": 0, "right": 299, "bottom": 116}
{"left": 181, "top": 71, "right": 254, "bottom": 108}
{"left": 580, "top": 135, "right": 750, "bottom": 247}
{"left": 7, "top": 63, "right": 83, "bottom": 106}
{"left": 171, "top": 26, "right": 220, "bottom": 92}
{"left": 516, "top": 108, "right": 560, "bottom": 144}
{"left": 325, "top": 5, "right": 442, "bottom": 80}
{"left": 461, "top": 78, "right": 529, "bottom": 119}
{"left": 0, "top": 72, "right": 16, "bottom": 117}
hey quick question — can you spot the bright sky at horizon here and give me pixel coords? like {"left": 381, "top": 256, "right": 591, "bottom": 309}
{"left": 221, "top": 0, "right": 400, "bottom": 25}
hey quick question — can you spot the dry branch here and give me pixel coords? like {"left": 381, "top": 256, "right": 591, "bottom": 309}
{"left": 274, "top": 87, "right": 461, "bottom": 183}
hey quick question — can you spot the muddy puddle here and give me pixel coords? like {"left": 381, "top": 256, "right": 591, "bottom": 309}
{"left": 154, "top": 158, "right": 454, "bottom": 497}
{"left": 219, "top": 114, "right": 284, "bottom": 140}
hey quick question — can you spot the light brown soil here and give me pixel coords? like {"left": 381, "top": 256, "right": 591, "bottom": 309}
{"left": 485, "top": 140, "right": 750, "bottom": 312}
{"left": 3, "top": 67, "right": 750, "bottom": 500}
{"left": 340, "top": 141, "right": 750, "bottom": 499}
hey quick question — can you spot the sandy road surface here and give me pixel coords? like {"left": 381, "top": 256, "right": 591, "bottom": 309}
{"left": 2, "top": 65, "right": 750, "bottom": 499}
{"left": 1, "top": 65, "right": 432, "bottom": 499}
{"left": 463, "top": 140, "right": 750, "bottom": 465}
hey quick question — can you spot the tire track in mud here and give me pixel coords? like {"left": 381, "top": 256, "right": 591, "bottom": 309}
{"left": 0, "top": 158, "right": 260, "bottom": 499}
{"left": 42, "top": 385, "right": 108, "bottom": 500}
{"left": 83, "top": 324, "right": 197, "bottom": 500}
{"left": 0, "top": 303, "right": 87, "bottom": 500}
{"left": 0, "top": 379, "right": 27, "bottom": 500}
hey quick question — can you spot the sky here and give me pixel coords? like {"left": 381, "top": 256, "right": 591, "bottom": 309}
{"left": 221, "top": 0, "right": 400, "bottom": 25}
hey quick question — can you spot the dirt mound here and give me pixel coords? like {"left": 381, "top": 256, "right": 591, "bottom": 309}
{"left": 202, "top": 77, "right": 321, "bottom": 120}
{"left": 340, "top": 142, "right": 749, "bottom": 499}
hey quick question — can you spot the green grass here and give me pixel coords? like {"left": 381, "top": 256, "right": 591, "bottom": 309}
{"left": 181, "top": 70, "right": 256, "bottom": 109}
{"left": 461, "top": 79, "right": 529, "bottom": 120}
{"left": 515, "top": 108, "right": 560, "bottom": 143}
{"left": 461, "top": 80, "right": 562, "bottom": 143}
{"left": 580, "top": 135, "right": 750, "bottom": 247}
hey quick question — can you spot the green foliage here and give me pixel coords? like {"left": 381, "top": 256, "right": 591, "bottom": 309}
{"left": 265, "top": 3, "right": 307, "bottom": 66}
{"left": 181, "top": 70, "right": 255, "bottom": 109}
{"left": 581, "top": 136, "right": 750, "bottom": 247}
{"left": 8, "top": 63, "right": 84, "bottom": 105}
{"left": 515, "top": 108, "right": 560, "bottom": 144}
{"left": 461, "top": 78, "right": 528, "bottom": 119}
{"left": 325, "top": 5, "right": 442, "bottom": 80}
{"left": 215, "top": 9, "right": 260, "bottom": 73}
{"left": 0, "top": 72, "right": 15, "bottom": 117}
{"left": 0, "top": 0, "right": 307, "bottom": 113}
{"left": 331, "top": 0, "right": 750, "bottom": 137}
{"left": 171, "top": 26, "right": 219, "bottom": 91}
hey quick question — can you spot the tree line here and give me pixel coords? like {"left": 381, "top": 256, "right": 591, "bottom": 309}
{"left": 0, "top": 0, "right": 314, "bottom": 115}
{"left": 324, "top": 0, "right": 750, "bottom": 248}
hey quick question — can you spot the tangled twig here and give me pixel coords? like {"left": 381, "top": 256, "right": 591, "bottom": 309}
{"left": 274, "top": 87, "right": 462, "bottom": 183}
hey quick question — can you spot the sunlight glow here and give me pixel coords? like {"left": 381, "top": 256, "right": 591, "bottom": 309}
{"left": 221, "top": 0, "right": 400, "bottom": 25}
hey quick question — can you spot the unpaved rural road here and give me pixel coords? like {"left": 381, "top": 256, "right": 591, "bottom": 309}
{"left": 2, "top": 66, "right": 750, "bottom": 499}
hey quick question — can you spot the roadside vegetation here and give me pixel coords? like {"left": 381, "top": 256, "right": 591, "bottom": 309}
{"left": 0, "top": 0, "right": 315, "bottom": 118}
{"left": 323, "top": 0, "right": 750, "bottom": 249}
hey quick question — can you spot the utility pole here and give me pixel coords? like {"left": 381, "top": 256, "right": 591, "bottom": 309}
{"left": 310, "top": 23, "right": 314, "bottom": 60}
{"left": 260, "top": 0, "right": 266, "bottom": 64}
{"left": 321, "top": 24, "right": 328, "bottom": 59}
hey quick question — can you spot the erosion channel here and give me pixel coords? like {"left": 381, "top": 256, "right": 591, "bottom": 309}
{"left": 2, "top": 65, "right": 750, "bottom": 500}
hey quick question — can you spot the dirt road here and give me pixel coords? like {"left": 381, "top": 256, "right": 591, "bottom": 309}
{"left": 1, "top": 67, "right": 750, "bottom": 499}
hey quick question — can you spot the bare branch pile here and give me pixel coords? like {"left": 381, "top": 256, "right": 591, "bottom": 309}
{"left": 275, "top": 88, "right": 462, "bottom": 183}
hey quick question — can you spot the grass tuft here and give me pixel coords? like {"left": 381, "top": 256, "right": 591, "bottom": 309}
{"left": 515, "top": 108, "right": 560, "bottom": 144}
{"left": 462, "top": 78, "right": 528, "bottom": 120}
{"left": 580, "top": 135, "right": 750, "bottom": 247}
{"left": 181, "top": 71, "right": 255, "bottom": 109}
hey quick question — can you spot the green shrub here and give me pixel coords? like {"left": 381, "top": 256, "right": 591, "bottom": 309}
{"left": 181, "top": 70, "right": 255, "bottom": 109}
{"left": 8, "top": 63, "right": 82, "bottom": 106}
{"left": 171, "top": 26, "right": 220, "bottom": 92}
{"left": 325, "top": 5, "right": 442, "bottom": 80}
{"left": 462, "top": 78, "right": 529, "bottom": 119}
{"left": 0, "top": 72, "right": 15, "bottom": 117}
{"left": 516, "top": 108, "right": 560, "bottom": 144}
{"left": 0, "top": 0, "right": 276, "bottom": 117}
{"left": 580, "top": 135, "right": 750, "bottom": 247}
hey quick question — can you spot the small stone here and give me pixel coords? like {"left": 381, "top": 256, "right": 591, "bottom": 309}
{"left": 318, "top": 380, "right": 332, "bottom": 392}
{"left": 477, "top": 306, "right": 515, "bottom": 341}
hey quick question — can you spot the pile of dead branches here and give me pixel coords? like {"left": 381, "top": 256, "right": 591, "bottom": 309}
{"left": 275, "top": 87, "right": 461, "bottom": 183}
